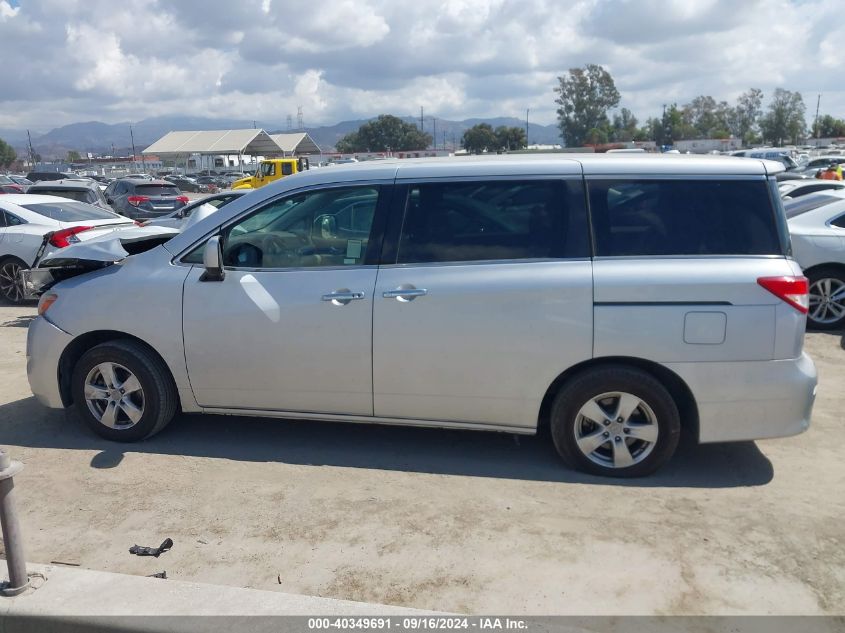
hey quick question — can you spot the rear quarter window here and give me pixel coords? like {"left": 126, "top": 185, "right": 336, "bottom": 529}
{"left": 588, "top": 179, "right": 785, "bottom": 257}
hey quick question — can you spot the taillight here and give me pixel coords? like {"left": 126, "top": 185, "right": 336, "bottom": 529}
{"left": 49, "top": 226, "right": 93, "bottom": 248}
{"left": 38, "top": 292, "right": 58, "bottom": 316}
{"left": 176, "top": 196, "right": 189, "bottom": 204}
{"left": 127, "top": 195, "right": 149, "bottom": 206}
{"left": 758, "top": 276, "right": 809, "bottom": 314}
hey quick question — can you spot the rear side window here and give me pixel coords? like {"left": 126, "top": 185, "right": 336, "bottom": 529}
{"left": 588, "top": 179, "right": 784, "bottom": 256}
{"left": 21, "top": 201, "right": 120, "bottom": 221}
{"left": 135, "top": 185, "right": 181, "bottom": 197}
{"left": 0, "top": 210, "right": 22, "bottom": 226}
{"left": 395, "top": 180, "right": 589, "bottom": 264}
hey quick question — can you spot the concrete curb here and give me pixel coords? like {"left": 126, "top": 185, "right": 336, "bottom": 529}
{"left": 0, "top": 563, "right": 437, "bottom": 624}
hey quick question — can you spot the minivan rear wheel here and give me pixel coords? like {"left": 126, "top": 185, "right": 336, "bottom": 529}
{"left": 807, "top": 267, "right": 845, "bottom": 330}
{"left": 550, "top": 366, "right": 680, "bottom": 477}
{"left": 71, "top": 340, "right": 178, "bottom": 442}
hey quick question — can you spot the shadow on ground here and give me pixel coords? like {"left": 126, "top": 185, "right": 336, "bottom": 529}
{"left": 0, "top": 396, "right": 774, "bottom": 488}
{"left": 0, "top": 314, "right": 36, "bottom": 329}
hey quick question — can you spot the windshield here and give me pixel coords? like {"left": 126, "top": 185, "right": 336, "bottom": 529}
{"left": 21, "top": 200, "right": 122, "bottom": 221}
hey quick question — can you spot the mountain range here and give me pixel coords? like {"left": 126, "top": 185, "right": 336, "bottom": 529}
{"left": 5, "top": 115, "right": 562, "bottom": 159}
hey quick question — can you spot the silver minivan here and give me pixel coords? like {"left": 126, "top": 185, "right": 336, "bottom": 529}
{"left": 26, "top": 155, "right": 817, "bottom": 477}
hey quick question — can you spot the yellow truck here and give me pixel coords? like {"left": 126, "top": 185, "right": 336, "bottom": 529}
{"left": 231, "top": 157, "right": 310, "bottom": 190}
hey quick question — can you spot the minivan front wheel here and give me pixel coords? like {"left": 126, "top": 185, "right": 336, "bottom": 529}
{"left": 550, "top": 366, "right": 680, "bottom": 477}
{"left": 71, "top": 340, "right": 178, "bottom": 442}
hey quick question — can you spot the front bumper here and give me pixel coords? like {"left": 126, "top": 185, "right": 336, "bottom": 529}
{"left": 26, "top": 316, "right": 74, "bottom": 409}
{"left": 666, "top": 352, "right": 817, "bottom": 443}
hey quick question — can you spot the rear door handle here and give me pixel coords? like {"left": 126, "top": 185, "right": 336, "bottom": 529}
{"left": 382, "top": 287, "right": 428, "bottom": 301}
{"left": 321, "top": 290, "right": 365, "bottom": 305}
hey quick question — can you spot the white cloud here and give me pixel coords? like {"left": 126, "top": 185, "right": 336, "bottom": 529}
{"left": 0, "top": 0, "right": 843, "bottom": 133}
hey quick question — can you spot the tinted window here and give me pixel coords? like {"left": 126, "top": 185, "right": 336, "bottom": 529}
{"left": 5, "top": 212, "right": 24, "bottom": 226}
{"left": 21, "top": 201, "right": 121, "bottom": 221}
{"left": 589, "top": 179, "right": 784, "bottom": 256}
{"left": 281, "top": 162, "right": 294, "bottom": 176}
{"left": 783, "top": 193, "right": 841, "bottom": 218}
{"left": 29, "top": 188, "right": 96, "bottom": 204}
{"left": 219, "top": 186, "right": 379, "bottom": 269}
{"left": 135, "top": 185, "right": 181, "bottom": 197}
{"left": 395, "top": 180, "right": 589, "bottom": 264}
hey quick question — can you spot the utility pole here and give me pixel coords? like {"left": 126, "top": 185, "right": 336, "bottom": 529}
{"left": 297, "top": 106, "right": 303, "bottom": 130}
{"left": 129, "top": 124, "right": 138, "bottom": 171}
{"left": 26, "top": 130, "right": 36, "bottom": 168}
{"left": 814, "top": 94, "right": 821, "bottom": 140}
{"left": 432, "top": 117, "right": 436, "bottom": 150}
{"left": 525, "top": 108, "right": 530, "bottom": 147}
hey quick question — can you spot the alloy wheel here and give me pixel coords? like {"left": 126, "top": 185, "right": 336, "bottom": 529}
{"left": 84, "top": 362, "right": 145, "bottom": 429}
{"left": 573, "top": 391, "right": 659, "bottom": 469}
{"left": 0, "top": 261, "right": 25, "bottom": 303}
{"left": 809, "top": 277, "right": 845, "bottom": 325}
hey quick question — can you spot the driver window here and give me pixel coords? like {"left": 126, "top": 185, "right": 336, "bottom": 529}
{"left": 222, "top": 186, "right": 379, "bottom": 269}
{"left": 261, "top": 163, "right": 275, "bottom": 177}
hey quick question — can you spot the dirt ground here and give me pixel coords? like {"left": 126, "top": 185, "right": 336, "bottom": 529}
{"left": 0, "top": 303, "right": 843, "bottom": 615}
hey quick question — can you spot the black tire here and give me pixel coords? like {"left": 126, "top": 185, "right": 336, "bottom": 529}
{"left": 71, "top": 340, "right": 178, "bottom": 442}
{"left": 550, "top": 366, "right": 680, "bottom": 478}
{"left": 806, "top": 266, "right": 845, "bottom": 331}
{"left": 0, "top": 257, "right": 28, "bottom": 304}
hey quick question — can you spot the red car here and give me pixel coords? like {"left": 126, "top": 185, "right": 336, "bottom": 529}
{"left": 0, "top": 175, "right": 26, "bottom": 194}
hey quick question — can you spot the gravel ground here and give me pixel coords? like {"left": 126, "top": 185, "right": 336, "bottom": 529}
{"left": 0, "top": 303, "right": 842, "bottom": 615}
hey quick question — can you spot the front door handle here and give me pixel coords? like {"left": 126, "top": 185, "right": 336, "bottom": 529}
{"left": 382, "top": 287, "right": 428, "bottom": 302}
{"left": 321, "top": 290, "right": 365, "bottom": 306}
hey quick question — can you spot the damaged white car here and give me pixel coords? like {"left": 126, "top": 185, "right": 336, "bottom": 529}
{"left": 22, "top": 203, "right": 220, "bottom": 299}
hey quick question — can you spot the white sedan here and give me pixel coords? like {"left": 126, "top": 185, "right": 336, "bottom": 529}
{"left": 785, "top": 192, "right": 845, "bottom": 329}
{"left": 779, "top": 179, "right": 845, "bottom": 199}
{"left": 0, "top": 194, "right": 133, "bottom": 303}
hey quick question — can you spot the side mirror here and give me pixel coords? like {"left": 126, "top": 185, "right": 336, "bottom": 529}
{"left": 315, "top": 214, "right": 338, "bottom": 239}
{"left": 200, "top": 235, "right": 225, "bottom": 282}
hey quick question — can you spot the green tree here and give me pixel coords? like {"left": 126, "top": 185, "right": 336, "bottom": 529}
{"left": 554, "top": 64, "right": 621, "bottom": 147}
{"left": 462, "top": 123, "right": 498, "bottom": 154}
{"left": 494, "top": 125, "right": 527, "bottom": 150}
{"left": 67, "top": 150, "right": 82, "bottom": 162}
{"left": 727, "top": 88, "right": 763, "bottom": 145}
{"left": 610, "top": 108, "right": 639, "bottom": 142}
{"left": 681, "top": 96, "right": 731, "bottom": 139}
{"left": 760, "top": 89, "right": 806, "bottom": 145}
{"left": 335, "top": 114, "right": 432, "bottom": 152}
{"left": 0, "top": 138, "right": 16, "bottom": 168}
{"left": 811, "top": 114, "right": 845, "bottom": 138}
